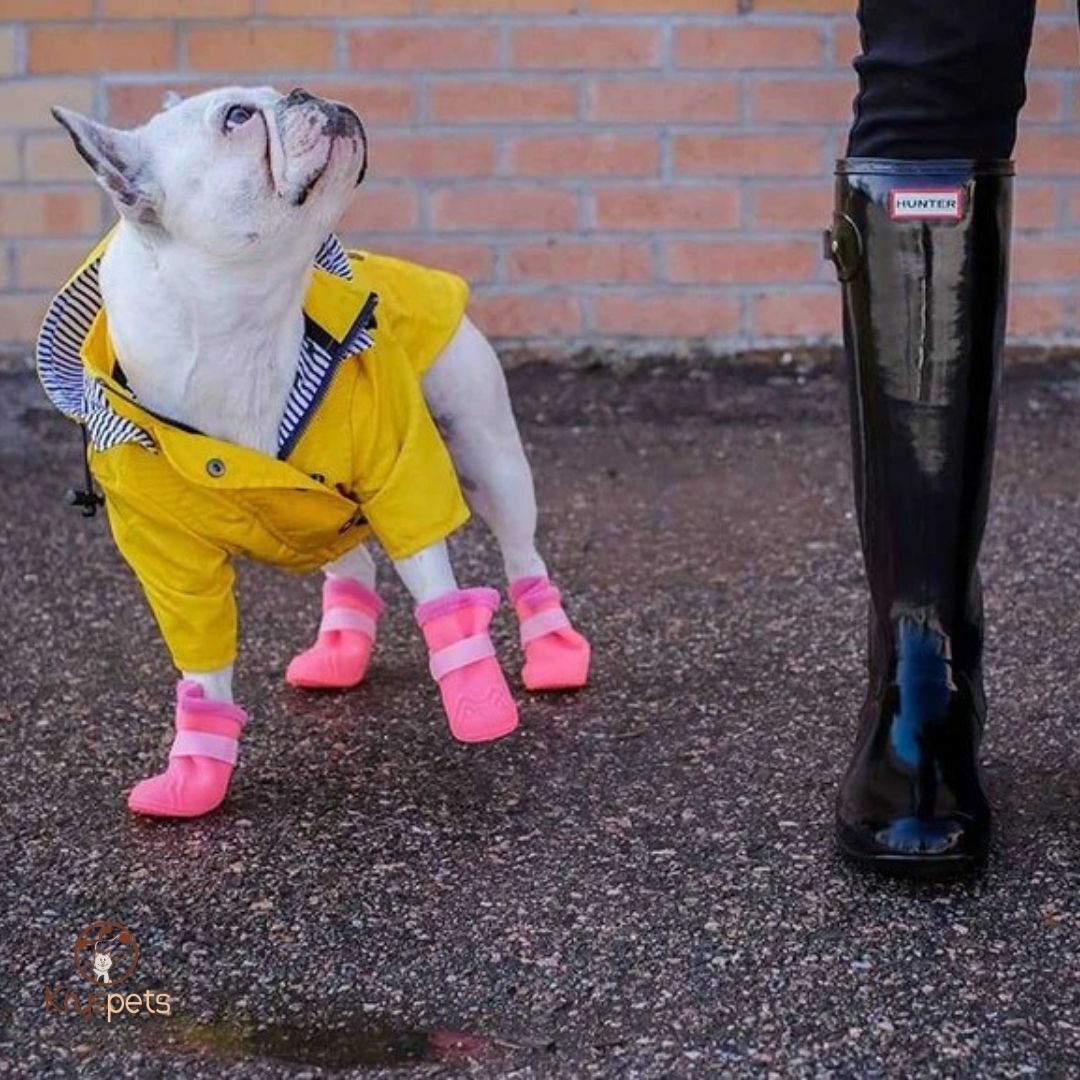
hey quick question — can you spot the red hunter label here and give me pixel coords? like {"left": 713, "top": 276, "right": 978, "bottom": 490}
{"left": 888, "top": 188, "right": 964, "bottom": 220}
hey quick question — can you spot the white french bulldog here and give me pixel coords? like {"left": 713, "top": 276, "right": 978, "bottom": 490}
{"left": 48, "top": 87, "right": 591, "bottom": 818}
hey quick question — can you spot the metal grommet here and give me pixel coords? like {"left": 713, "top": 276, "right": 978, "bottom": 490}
{"left": 206, "top": 458, "right": 226, "bottom": 478}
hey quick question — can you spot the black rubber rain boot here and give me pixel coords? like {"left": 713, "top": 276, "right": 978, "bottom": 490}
{"left": 825, "top": 159, "right": 1013, "bottom": 878}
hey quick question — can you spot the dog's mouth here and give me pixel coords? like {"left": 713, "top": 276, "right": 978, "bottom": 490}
{"left": 292, "top": 161, "right": 328, "bottom": 207}
{"left": 264, "top": 91, "right": 366, "bottom": 207}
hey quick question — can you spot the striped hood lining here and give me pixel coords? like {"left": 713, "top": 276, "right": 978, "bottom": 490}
{"left": 36, "top": 233, "right": 373, "bottom": 457}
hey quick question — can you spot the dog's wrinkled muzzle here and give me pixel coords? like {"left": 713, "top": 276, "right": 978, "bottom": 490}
{"left": 271, "top": 89, "right": 367, "bottom": 204}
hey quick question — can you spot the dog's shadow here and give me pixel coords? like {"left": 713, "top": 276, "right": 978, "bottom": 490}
{"left": 233, "top": 658, "right": 527, "bottom": 827}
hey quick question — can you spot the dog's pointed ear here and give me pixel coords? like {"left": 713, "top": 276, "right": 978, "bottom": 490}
{"left": 52, "top": 107, "right": 161, "bottom": 226}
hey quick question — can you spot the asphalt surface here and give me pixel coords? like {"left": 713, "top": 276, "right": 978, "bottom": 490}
{"left": 3, "top": 358, "right": 1080, "bottom": 1078}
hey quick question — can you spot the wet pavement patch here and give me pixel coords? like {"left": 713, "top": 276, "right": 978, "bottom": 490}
{"left": 177, "top": 1014, "right": 505, "bottom": 1069}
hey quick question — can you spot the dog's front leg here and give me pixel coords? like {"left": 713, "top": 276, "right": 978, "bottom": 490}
{"left": 392, "top": 541, "right": 457, "bottom": 603}
{"left": 182, "top": 665, "right": 235, "bottom": 703}
{"left": 287, "top": 545, "right": 385, "bottom": 691}
{"left": 127, "top": 667, "right": 248, "bottom": 820}
{"left": 98, "top": 485, "right": 249, "bottom": 821}
{"left": 395, "top": 540, "right": 518, "bottom": 744}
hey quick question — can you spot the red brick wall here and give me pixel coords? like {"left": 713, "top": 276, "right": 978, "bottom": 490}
{"left": 0, "top": 0, "right": 1077, "bottom": 356}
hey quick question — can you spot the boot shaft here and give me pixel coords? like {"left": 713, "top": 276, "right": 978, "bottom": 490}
{"left": 828, "top": 159, "right": 1012, "bottom": 659}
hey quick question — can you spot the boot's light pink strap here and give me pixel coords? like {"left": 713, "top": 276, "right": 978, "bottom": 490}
{"left": 520, "top": 608, "right": 572, "bottom": 646}
{"left": 430, "top": 633, "right": 496, "bottom": 682}
{"left": 170, "top": 731, "right": 240, "bottom": 766}
{"left": 319, "top": 608, "right": 378, "bottom": 638}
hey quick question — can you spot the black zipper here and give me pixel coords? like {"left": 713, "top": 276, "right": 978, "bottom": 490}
{"left": 277, "top": 292, "right": 378, "bottom": 462}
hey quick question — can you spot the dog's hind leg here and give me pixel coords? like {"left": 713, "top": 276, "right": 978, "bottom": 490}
{"left": 422, "top": 316, "right": 591, "bottom": 691}
{"left": 423, "top": 316, "right": 546, "bottom": 581}
{"left": 286, "top": 543, "right": 385, "bottom": 690}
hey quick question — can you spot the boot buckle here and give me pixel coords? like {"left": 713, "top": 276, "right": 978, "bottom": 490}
{"left": 823, "top": 212, "right": 863, "bottom": 282}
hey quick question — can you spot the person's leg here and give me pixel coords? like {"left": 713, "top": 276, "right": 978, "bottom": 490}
{"left": 828, "top": 0, "right": 1037, "bottom": 877}
{"left": 848, "top": 0, "right": 1036, "bottom": 160}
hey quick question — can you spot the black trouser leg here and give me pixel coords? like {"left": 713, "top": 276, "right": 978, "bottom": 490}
{"left": 849, "top": 0, "right": 1036, "bottom": 161}
{"left": 830, "top": 0, "right": 1037, "bottom": 876}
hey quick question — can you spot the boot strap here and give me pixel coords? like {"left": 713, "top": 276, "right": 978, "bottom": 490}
{"left": 319, "top": 608, "right": 378, "bottom": 638}
{"left": 170, "top": 730, "right": 240, "bottom": 765}
{"left": 823, "top": 212, "right": 863, "bottom": 282}
{"left": 430, "top": 634, "right": 496, "bottom": 681}
{"left": 520, "top": 608, "right": 571, "bottom": 647}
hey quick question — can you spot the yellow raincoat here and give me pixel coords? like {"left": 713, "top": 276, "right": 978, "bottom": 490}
{"left": 38, "top": 235, "right": 471, "bottom": 673}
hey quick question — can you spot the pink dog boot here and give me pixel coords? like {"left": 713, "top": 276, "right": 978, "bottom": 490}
{"left": 416, "top": 588, "right": 519, "bottom": 743}
{"left": 286, "top": 578, "right": 385, "bottom": 690}
{"left": 510, "top": 576, "right": 591, "bottom": 691}
{"left": 127, "top": 681, "right": 247, "bottom": 819}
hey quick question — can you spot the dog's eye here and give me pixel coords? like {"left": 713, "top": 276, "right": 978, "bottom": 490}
{"left": 224, "top": 105, "right": 255, "bottom": 133}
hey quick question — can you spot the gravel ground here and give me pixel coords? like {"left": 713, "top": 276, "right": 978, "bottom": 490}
{"left": 3, "top": 358, "right": 1080, "bottom": 1078}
